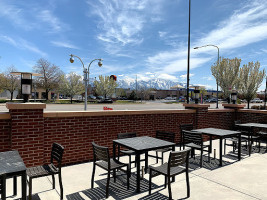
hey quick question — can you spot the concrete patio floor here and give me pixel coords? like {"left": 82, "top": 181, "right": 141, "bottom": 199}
{"left": 5, "top": 139, "right": 267, "bottom": 200}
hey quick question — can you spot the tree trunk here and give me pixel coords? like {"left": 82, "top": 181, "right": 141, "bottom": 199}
{"left": 247, "top": 101, "right": 250, "bottom": 109}
{"left": 10, "top": 91, "right": 13, "bottom": 101}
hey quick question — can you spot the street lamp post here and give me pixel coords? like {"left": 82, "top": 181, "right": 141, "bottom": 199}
{"left": 186, "top": 0, "right": 191, "bottom": 104}
{"left": 194, "top": 44, "right": 220, "bottom": 108}
{"left": 69, "top": 54, "right": 103, "bottom": 111}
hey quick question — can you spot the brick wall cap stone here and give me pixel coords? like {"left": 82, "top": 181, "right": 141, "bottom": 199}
{"left": 6, "top": 102, "right": 46, "bottom": 110}
{"left": 222, "top": 104, "right": 245, "bottom": 109}
{"left": 183, "top": 104, "right": 210, "bottom": 108}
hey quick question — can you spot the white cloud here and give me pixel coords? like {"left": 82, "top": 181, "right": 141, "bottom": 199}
{"left": 202, "top": 76, "right": 213, "bottom": 81}
{"left": 0, "top": 35, "right": 47, "bottom": 57}
{"left": 180, "top": 74, "right": 194, "bottom": 79}
{"left": 37, "top": 10, "right": 65, "bottom": 33}
{"left": 51, "top": 41, "right": 79, "bottom": 49}
{"left": 159, "top": 31, "right": 167, "bottom": 38}
{"left": 87, "top": 0, "right": 164, "bottom": 52}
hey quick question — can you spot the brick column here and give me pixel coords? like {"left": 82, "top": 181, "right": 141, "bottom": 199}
{"left": 222, "top": 104, "right": 245, "bottom": 121}
{"left": 183, "top": 104, "right": 210, "bottom": 129}
{"left": 6, "top": 103, "right": 46, "bottom": 167}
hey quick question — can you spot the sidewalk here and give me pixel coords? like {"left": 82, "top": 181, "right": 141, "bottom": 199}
{"left": 5, "top": 140, "right": 267, "bottom": 200}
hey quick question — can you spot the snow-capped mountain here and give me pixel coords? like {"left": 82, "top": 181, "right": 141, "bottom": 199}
{"left": 117, "top": 78, "right": 185, "bottom": 90}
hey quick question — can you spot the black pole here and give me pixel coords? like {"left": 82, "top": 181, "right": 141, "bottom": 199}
{"left": 264, "top": 77, "right": 267, "bottom": 109}
{"left": 186, "top": 0, "right": 191, "bottom": 104}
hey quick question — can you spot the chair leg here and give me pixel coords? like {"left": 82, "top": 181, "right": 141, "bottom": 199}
{"left": 13, "top": 176, "right": 17, "bottom": 196}
{"left": 91, "top": 163, "right": 96, "bottom": 188}
{"left": 52, "top": 174, "right": 55, "bottom": 189}
{"left": 113, "top": 169, "right": 116, "bottom": 182}
{"left": 200, "top": 149, "right": 203, "bottom": 167}
{"left": 156, "top": 151, "right": 159, "bottom": 163}
{"left": 162, "top": 152, "right": 164, "bottom": 165}
{"left": 106, "top": 172, "right": 110, "bottom": 199}
{"left": 149, "top": 169, "right": 152, "bottom": 195}
{"left": 29, "top": 178, "right": 32, "bottom": 200}
{"left": 168, "top": 176, "right": 172, "bottom": 200}
{"left": 1, "top": 175, "right": 6, "bottom": 200}
{"left": 224, "top": 140, "right": 226, "bottom": 155}
{"left": 58, "top": 173, "right": 64, "bottom": 200}
{"left": 127, "top": 165, "right": 130, "bottom": 190}
{"left": 186, "top": 171, "right": 190, "bottom": 198}
{"left": 164, "top": 176, "right": 167, "bottom": 188}
{"left": 129, "top": 155, "right": 132, "bottom": 169}
{"left": 118, "top": 146, "right": 121, "bottom": 160}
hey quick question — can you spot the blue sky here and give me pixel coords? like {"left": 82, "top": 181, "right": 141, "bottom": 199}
{"left": 0, "top": 0, "right": 267, "bottom": 91}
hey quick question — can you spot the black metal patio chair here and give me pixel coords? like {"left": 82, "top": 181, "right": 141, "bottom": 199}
{"left": 182, "top": 130, "right": 210, "bottom": 167}
{"left": 148, "top": 148, "right": 191, "bottom": 200}
{"left": 91, "top": 142, "right": 130, "bottom": 199}
{"left": 149, "top": 131, "right": 175, "bottom": 164}
{"left": 117, "top": 132, "right": 137, "bottom": 167}
{"left": 0, "top": 173, "right": 6, "bottom": 200}
{"left": 27, "top": 143, "right": 64, "bottom": 200}
{"left": 180, "top": 123, "right": 194, "bottom": 150}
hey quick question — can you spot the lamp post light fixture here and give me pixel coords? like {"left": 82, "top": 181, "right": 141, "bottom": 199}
{"left": 194, "top": 44, "right": 220, "bottom": 108}
{"left": 231, "top": 89, "right": 237, "bottom": 104}
{"left": 194, "top": 86, "right": 200, "bottom": 104}
{"left": 10, "top": 72, "right": 41, "bottom": 103}
{"left": 69, "top": 54, "right": 103, "bottom": 111}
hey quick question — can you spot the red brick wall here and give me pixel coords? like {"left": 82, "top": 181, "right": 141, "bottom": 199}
{"left": 1, "top": 107, "right": 267, "bottom": 167}
{"left": 44, "top": 113, "right": 194, "bottom": 165}
{"left": 9, "top": 109, "right": 44, "bottom": 167}
{"left": 0, "top": 119, "right": 11, "bottom": 152}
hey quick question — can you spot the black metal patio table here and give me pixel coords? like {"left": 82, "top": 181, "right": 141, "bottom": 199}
{"left": 0, "top": 150, "right": 27, "bottom": 200}
{"left": 192, "top": 128, "right": 242, "bottom": 166}
{"left": 113, "top": 136, "right": 175, "bottom": 193}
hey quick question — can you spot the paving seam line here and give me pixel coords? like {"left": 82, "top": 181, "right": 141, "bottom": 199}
{"left": 193, "top": 173, "right": 262, "bottom": 200}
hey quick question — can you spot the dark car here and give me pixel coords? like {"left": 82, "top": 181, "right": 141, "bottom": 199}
{"left": 98, "top": 98, "right": 113, "bottom": 103}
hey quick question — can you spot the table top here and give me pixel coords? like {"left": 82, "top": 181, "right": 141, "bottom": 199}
{"left": 237, "top": 123, "right": 267, "bottom": 129}
{"left": 193, "top": 128, "right": 240, "bottom": 137}
{"left": 0, "top": 150, "right": 26, "bottom": 174}
{"left": 113, "top": 136, "right": 175, "bottom": 152}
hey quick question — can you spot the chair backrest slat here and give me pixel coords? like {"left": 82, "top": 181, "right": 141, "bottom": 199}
{"left": 156, "top": 131, "right": 175, "bottom": 143}
{"left": 92, "top": 142, "right": 109, "bottom": 162}
{"left": 180, "top": 123, "right": 194, "bottom": 132}
{"left": 168, "top": 148, "right": 191, "bottom": 168}
{"left": 182, "top": 130, "right": 202, "bottom": 145}
{"left": 51, "top": 143, "right": 64, "bottom": 167}
{"left": 118, "top": 132, "right": 137, "bottom": 139}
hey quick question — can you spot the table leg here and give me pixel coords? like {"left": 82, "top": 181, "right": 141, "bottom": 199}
{"left": 248, "top": 135, "right": 251, "bottom": 156}
{"left": 145, "top": 152, "right": 148, "bottom": 174}
{"left": 13, "top": 176, "right": 17, "bottom": 196}
{"left": 172, "top": 145, "right": 175, "bottom": 182}
{"left": 113, "top": 143, "right": 117, "bottom": 159}
{"left": 209, "top": 135, "right": 213, "bottom": 153}
{"left": 21, "top": 171, "right": 27, "bottom": 200}
{"left": 136, "top": 153, "right": 141, "bottom": 193}
{"left": 238, "top": 133, "right": 241, "bottom": 160}
{"left": 219, "top": 137, "right": 223, "bottom": 166}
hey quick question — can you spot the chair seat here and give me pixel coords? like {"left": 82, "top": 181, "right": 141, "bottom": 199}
{"left": 149, "top": 163, "right": 186, "bottom": 177}
{"left": 225, "top": 137, "right": 247, "bottom": 143}
{"left": 27, "top": 164, "right": 59, "bottom": 178}
{"left": 258, "top": 131, "right": 267, "bottom": 136}
{"left": 241, "top": 135, "right": 259, "bottom": 139}
{"left": 185, "top": 143, "right": 209, "bottom": 150}
{"left": 120, "top": 149, "right": 135, "bottom": 155}
{"left": 96, "top": 159, "right": 127, "bottom": 170}
{"left": 155, "top": 147, "right": 172, "bottom": 153}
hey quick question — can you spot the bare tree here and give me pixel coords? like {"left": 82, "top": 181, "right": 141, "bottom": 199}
{"left": 0, "top": 66, "right": 20, "bottom": 100}
{"left": 238, "top": 61, "right": 265, "bottom": 108}
{"left": 33, "top": 58, "right": 63, "bottom": 100}
{"left": 58, "top": 72, "right": 84, "bottom": 104}
{"left": 94, "top": 75, "right": 118, "bottom": 98}
{"left": 211, "top": 57, "right": 241, "bottom": 102}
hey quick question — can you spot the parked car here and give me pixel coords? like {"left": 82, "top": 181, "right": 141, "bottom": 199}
{"left": 250, "top": 98, "right": 263, "bottom": 103}
{"left": 164, "top": 97, "right": 176, "bottom": 100}
{"left": 98, "top": 98, "right": 113, "bottom": 103}
{"left": 88, "top": 95, "right": 96, "bottom": 99}
{"left": 96, "top": 96, "right": 104, "bottom": 100}
{"left": 207, "top": 98, "right": 217, "bottom": 103}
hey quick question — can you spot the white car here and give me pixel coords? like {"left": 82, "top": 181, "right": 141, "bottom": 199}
{"left": 250, "top": 98, "right": 263, "bottom": 103}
